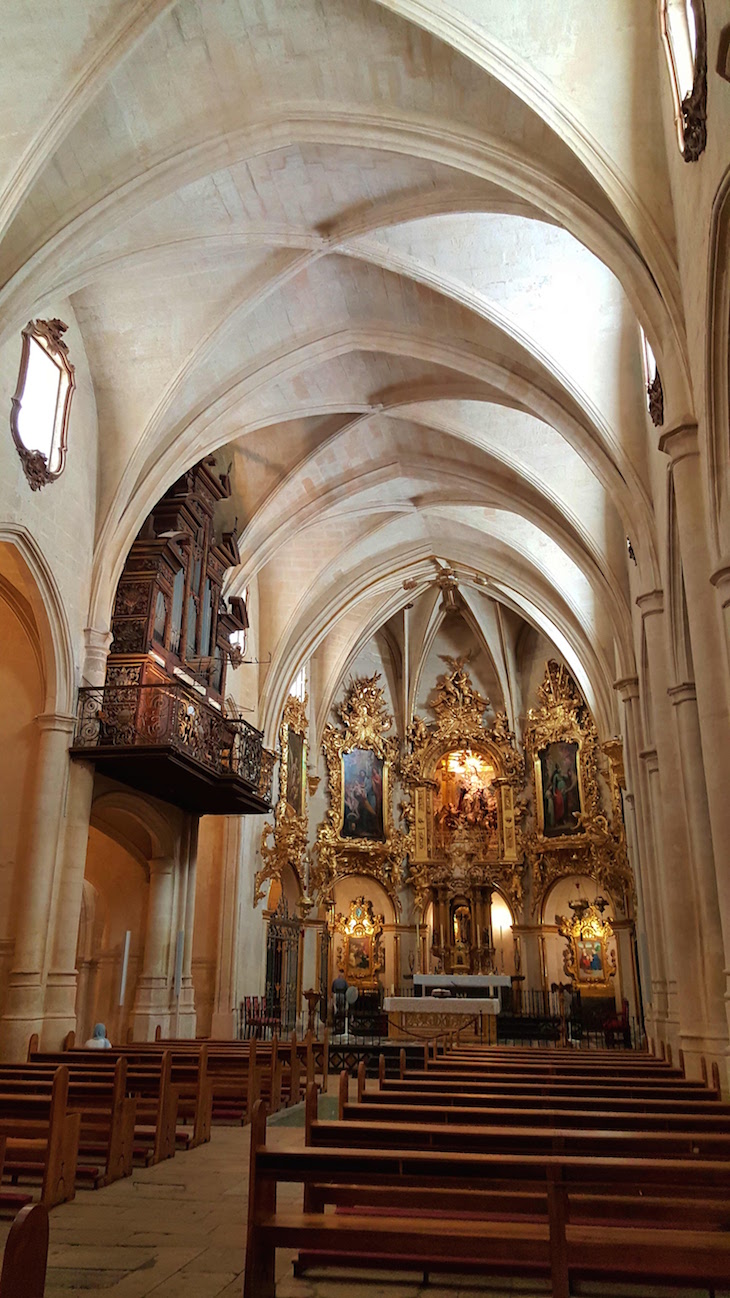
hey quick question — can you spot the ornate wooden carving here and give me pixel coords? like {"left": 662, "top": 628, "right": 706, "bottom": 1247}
{"left": 108, "top": 456, "right": 247, "bottom": 704}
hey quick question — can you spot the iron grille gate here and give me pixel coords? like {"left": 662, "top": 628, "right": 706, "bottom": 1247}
{"left": 318, "top": 927, "right": 330, "bottom": 1024}
{"left": 264, "top": 898, "right": 302, "bottom": 1034}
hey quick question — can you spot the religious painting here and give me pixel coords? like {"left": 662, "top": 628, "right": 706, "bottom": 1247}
{"left": 345, "top": 932, "right": 373, "bottom": 980}
{"left": 341, "top": 747, "right": 385, "bottom": 841}
{"left": 538, "top": 740, "right": 582, "bottom": 836}
{"left": 575, "top": 936, "right": 606, "bottom": 984}
{"left": 433, "top": 748, "right": 498, "bottom": 854}
{"left": 286, "top": 727, "right": 305, "bottom": 818}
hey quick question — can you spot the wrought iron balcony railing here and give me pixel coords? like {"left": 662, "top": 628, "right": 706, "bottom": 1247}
{"left": 72, "top": 682, "right": 274, "bottom": 804}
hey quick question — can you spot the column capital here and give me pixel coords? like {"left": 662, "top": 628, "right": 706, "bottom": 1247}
{"left": 82, "top": 627, "right": 113, "bottom": 688}
{"left": 639, "top": 747, "right": 659, "bottom": 773}
{"left": 149, "top": 855, "right": 175, "bottom": 877}
{"left": 710, "top": 559, "right": 730, "bottom": 605}
{"left": 658, "top": 422, "right": 699, "bottom": 464}
{"left": 636, "top": 589, "right": 664, "bottom": 617}
{"left": 667, "top": 681, "right": 697, "bottom": 706}
{"left": 614, "top": 675, "right": 640, "bottom": 701}
{"left": 36, "top": 712, "right": 76, "bottom": 735}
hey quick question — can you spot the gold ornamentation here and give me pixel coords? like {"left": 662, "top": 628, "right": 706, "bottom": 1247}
{"left": 332, "top": 895, "right": 384, "bottom": 987}
{"left": 556, "top": 899, "right": 617, "bottom": 990}
{"left": 255, "top": 693, "right": 309, "bottom": 906}
{"left": 524, "top": 663, "right": 634, "bottom": 917}
{"left": 398, "top": 663, "right": 526, "bottom": 915}
{"left": 312, "top": 675, "right": 404, "bottom": 911}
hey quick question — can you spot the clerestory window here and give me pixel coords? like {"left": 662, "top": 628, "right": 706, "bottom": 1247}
{"left": 659, "top": 0, "right": 707, "bottom": 160}
{"left": 10, "top": 319, "right": 75, "bottom": 490}
{"left": 640, "top": 327, "right": 664, "bottom": 427}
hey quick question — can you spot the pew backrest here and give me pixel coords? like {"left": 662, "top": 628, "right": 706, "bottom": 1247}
{"left": 0, "top": 1203, "right": 49, "bottom": 1298}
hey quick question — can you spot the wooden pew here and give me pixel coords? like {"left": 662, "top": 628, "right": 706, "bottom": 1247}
{"left": 0, "top": 1068, "right": 80, "bottom": 1208}
{"left": 0, "top": 1203, "right": 48, "bottom": 1298}
{"left": 380, "top": 1074, "right": 720, "bottom": 1102}
{"left": 31, "top": 1052, "right": 178, "bottom": 1166}
{"left": 0, "top": 1059, "right": 135, "bottom": 1188}
{"left": 244, "top": 1099, "right": 730, "bottom": 1298}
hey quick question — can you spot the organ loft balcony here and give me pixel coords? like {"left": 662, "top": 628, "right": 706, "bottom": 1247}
{"left": 71, "top": 678, "right": 274, "bottom": 815}
{"left": 70, "top": 456, "right": 274, "bottom": 817}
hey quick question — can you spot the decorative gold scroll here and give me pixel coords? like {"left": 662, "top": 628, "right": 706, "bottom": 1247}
{"left": 312, "top": 675, "right": 405, "bottom": 911}
{"left": 255, "top": 693, "right": 309, "bottom": 906}
{"left": 398, "top": 661, "right": 526, "bottom": 915}
{"left": 523, "top": 663, "right": 634, "bottom": 917}
{"left": 332, "top": 895, "right": 385, "bottom": 988}
{"left": 556, "top": 899, "right": 617, "bottom": 991}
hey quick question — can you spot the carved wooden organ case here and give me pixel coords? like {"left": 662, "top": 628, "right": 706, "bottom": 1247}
{"left": 107, "top": 457, "right": 247, "bottom": 702}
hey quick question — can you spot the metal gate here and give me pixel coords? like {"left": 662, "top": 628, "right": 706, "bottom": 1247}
{"left": 318, "top": 927, "right": 330, "bottom": 1023}
{"left": 264, "top": 898, "right": 302, "bottom": 1033}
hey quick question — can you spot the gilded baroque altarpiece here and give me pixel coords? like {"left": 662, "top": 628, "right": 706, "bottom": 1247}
{"left": 523, "top": 662, "right": 634, "bottom": 917}
{"left": 255, "top": 693, "right": 309, "bottom": 906}
{"left": 398, "top": 659, "right": 526, "bottom": 916}
{"left": 312, "top": 675, "right": 407, "bottom": 911}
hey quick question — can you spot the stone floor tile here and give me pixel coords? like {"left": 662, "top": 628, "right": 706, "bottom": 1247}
{"left": 140, "top": 1271, "right": 238, "bottom": 1297}
{"left": 48, "top": 1245, "right": 157, "bottom": 1270}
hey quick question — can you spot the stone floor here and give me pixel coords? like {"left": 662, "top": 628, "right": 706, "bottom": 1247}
{"left": 0, "top": 1100, "right": 727, "bottom": 1298}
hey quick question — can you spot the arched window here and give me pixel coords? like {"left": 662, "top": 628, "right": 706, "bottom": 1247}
{"left": 10, "top": 319, "right": 75, "bottom": 490}
{"left": 659, "top": 0, "right": 707, "bottom": 160}
{"left": 229, "top": 584, "right": 249, "bottom": 661}
{"left": 290, "top": 665, "right": 307, "bottom": 702}
{"left": 640, "top": 327, "right": 664, "bottom": 426}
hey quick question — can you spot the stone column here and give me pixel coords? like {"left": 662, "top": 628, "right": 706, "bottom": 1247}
{"left": 620, "top": 793, "right": 652, "bottom": 1026}
{"left": 211, "top": 817, "right": 243, "bottom": 1039}
{"left": 637, "top": 748, "right": 672, "bottom": 1034}
{"left": 42, "top": 628, "right": 113, "bottom": 1047}
{"left": 131, "top": 856, "right": 175, "bottom": 1040}
{"left": 668, "top": 682, "right": 729, "bottom": 1062}
{"left": 0, "top": 712, "right": 76, "bottom": 1061}
{"left": 660, "top": 425, "right": 730, "bottom": 1076}
{"left": 42, "top": 760, "right": 96, "bottom": 1047}
{"left": 637, "top": 590, "right": 709, "bottom": 1072}
{"left": 614, "top": 675, "right": 669, "bottom": 1038}
{"left": 177, "top": 816, "right": 198, "bottom": 1038}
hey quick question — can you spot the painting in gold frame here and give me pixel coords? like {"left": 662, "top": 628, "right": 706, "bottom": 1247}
{"left": 344, "top": 932, "right": 374, "bottom": 980}
{"left": 286, "top": 726, "right": 305, "bottom": 818}
{"left": 341, "top": 747, "right": 386, "bottom": 841}
{"left": 534, "top": 739, "right": 584, "bottom": 838}
{"left": 575, "top": 935, "right": 607, "bottom": 984}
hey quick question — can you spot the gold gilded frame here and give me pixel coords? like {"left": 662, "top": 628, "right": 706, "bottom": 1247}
{"left": 556, "top": 902, "right": 617, "bottom": 992}
{"left": 524, "top": 662, "right": 635, "bottom": 918}
{"left": 255, "top": 693, "right": 309, "bottom": 906}
{"left": 532, "top": 738, "right": 586, "bottom": 840}
{"left": 313, "top": 675, "right": 405, "bottom": 910}
{"left": 524, "top": 663, "right": 599, "bottom": 850}
{"left": 397, "top": 660, "right": 526, "bottom": 915}
{"left": 333, "top": 896, "right": 385, "bottom": 989}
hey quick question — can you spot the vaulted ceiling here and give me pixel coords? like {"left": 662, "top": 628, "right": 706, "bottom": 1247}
{"left": 1, "top": 1, "right": 686, "bottom": 737}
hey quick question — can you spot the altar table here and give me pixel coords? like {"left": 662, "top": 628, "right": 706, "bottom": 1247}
{"left": 383, "top": 995, "right": 500, "bottom": 1043}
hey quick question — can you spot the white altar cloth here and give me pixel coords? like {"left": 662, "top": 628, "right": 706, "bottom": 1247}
{"left": 413, "top": 974, "right": 511, "bottom": 993}
{"left": 385, "top": 996, "right": 500, "bottom": 1015}
{"left": 383, "top": 994, "right": 499, "bottom": 1040}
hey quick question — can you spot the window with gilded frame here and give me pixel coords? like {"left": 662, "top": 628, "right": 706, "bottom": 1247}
{"left": 10, "top": 319, "right": 75, "bottom": 490}
{"left": 659, "top": 0, "right": 707, "bottom": 160}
